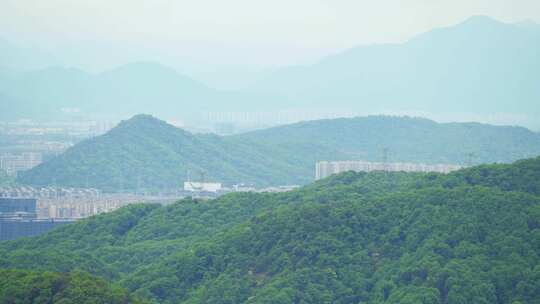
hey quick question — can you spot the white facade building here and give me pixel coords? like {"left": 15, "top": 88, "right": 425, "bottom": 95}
{"left": 184, "top": 182, "right": 222, "bottom": 192}
{"left": 315, "top": 160, "right": 463, "bottom": 180}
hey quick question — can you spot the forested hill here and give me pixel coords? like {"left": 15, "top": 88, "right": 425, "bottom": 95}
{"left": 17, "top": 114, "right": 317, "bottom": 190}
{"left": 17, "top": 114, "right": 540, "bottom": 191}
{"left": 430, "top": 155, "right": 540, "bottom": 195}
{"left": 234, "top": 116, "right": 540, "bottom": 165}
{"left": 2, "top": 156, "right": 540, "bottom": 303}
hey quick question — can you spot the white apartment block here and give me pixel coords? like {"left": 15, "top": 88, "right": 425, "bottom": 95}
{"left": 315, "top": 160, "right": 463, "bottom": 180}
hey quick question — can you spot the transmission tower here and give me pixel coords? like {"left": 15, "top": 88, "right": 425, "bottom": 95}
{"left": 136, "top": 173, "right": 141, "bottom": 195}
{"left": 382, "top": 147, "right": 389, "bottom": 172}
{"left": 119, "top": 178, "right": 124, "bottom": 193}
{"left": 466, "top": 152, "right": 476, "bottom": 167}
{"left": 199, "top": 170, "right": 206, "bottom": 184}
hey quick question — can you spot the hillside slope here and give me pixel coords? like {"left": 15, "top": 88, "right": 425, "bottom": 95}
{"left": 234, "top": 116, "right": 540, "bottom": 165}
{"left": 17, "top": 115, "right": 540, "bottom": 190}
{"left": 3, "top": 156, "right": 540, "bottom": 303}
{"left": 16, "top": 114, "right": 336, "bottom": 190}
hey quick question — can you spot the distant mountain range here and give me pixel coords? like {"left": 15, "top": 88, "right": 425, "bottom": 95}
{"left": 1, "top": 16, "right": 539, "bottom": 128}
{"left": 0, "top": 38, "right": 60, "bottom": 71}
{"left": 248, "top": 16, "right": 540, "bottom": 121}
{"left": 17, "top": 114, "right": 540, "bottom": 191}
{"left": 0, "top": 62, "right": 220, "bottom": 121}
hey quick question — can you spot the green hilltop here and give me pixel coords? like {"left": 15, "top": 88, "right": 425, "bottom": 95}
{"left": 17, "top": 114, "right": 540, "bottom": 191}
{"left": 2, "top": 156, "right": 540, "bottom": 303}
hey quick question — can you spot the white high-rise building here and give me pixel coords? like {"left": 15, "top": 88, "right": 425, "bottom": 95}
{"left": 315, "top": 160, "right": 463, "bottom": 180}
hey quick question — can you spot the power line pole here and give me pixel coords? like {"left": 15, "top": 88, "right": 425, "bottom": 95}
{"left": 200, "top": 170, "right": 206, "bottom": 184}
{"left": 137, "top": 173, "right": 141, "bottom": 195}
{"left": 382, "top": 147, "right": 389, "bottom": 172}
{"left": 466, "top": 152, "right": 476, "bottom": 167}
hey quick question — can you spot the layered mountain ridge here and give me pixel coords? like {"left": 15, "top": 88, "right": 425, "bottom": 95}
{"left": 17, "top": 114, "right": 540, "bottom": 191}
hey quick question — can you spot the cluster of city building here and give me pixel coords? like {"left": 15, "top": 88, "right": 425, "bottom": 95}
{"left": 315, "top": 160, "right": 463, "bottom": 180}
{"left": 0, "top": 198, "right": 75, "bottom": 241}
{"left": 0, "top": 152, "right": 43, "bottom": 176}
{"left": 0, "top": 187, "right": 142, "bottom": 219}
{"left": 183, "top": 181, "right": 299, "bottom": 195}
{"left": 0, "top": 181, "right": 303, "bottom": 240}
{"left": 37, "top": 194, "right": 143, "bottom": 218}
{"left": 0, "top": 186, "right": 162, "bottom": 240}
{"left": 0, "top": 119, "right": 118, "bottom": 177}
{"left": 0, "top": 186, "right": 100, "bottom": 200}
{"left": 0, "top": 119, "right": 116, "bottom": 137}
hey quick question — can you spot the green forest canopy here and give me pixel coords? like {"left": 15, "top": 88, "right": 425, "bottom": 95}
{"left": 1, "top": 156, "right": 540, "bottom": 303}
{"left": 0, "top": 269, "right": 146, "bottom": 304}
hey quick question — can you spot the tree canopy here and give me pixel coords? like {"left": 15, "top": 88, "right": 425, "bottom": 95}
{"left": 0, "top": 269, "right": 146, "bottom": 304}
{"left": 2, "top": 156, "right": 540, "bottom": 303}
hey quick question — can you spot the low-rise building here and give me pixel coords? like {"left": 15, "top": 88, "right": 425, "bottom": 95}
{"left": 0, "top": 197, "right": 75, "bottom": 241}
{"left": 184, "top": 182, "right": 222, "bottom": 193}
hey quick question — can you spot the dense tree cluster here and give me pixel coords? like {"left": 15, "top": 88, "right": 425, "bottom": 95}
{"left": 1, "top": 156, "right": 539, "bottom": 303}
{"left": 0, "top": 269, "right": 146, "bottom": 304}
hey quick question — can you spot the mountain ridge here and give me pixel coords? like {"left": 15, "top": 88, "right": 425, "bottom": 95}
{"left": 1, "top": 15, "right": 539, "bottom": 128}
{"left": 246, "top": 15, "right": 540, "bottom": 128}
{"left": 16, "top": 114, "right": 540, "bottom": 191}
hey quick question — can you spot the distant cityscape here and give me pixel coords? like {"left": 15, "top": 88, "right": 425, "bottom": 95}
{"left": 0, "top": 186, "right": 179, "bottom": 240}
{"left": 0, "top": 119, "right": 118, "bottom": 177}
{"left": 0, "top": 187, "right": 148, "bottom": 219}
{"left": 0, "top": 152, "right": 42, "bottom": 176}
{"left": 0, "top": 181, "right": 301, "bottom": 241}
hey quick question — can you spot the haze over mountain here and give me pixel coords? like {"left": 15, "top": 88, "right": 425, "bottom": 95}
{"left": 1, "top": 16, "right": 539, "bottom": 129}
{"left": 248, "top": 16, "right": 540, "bottom": 126}
{"left": 0, "top": 38, "right": 60, "bottom": 71}
{"left": 17, "top": 114, "right": 540, "bottom": 191}
{"left": 3, "top": 1, "right": 540, "bottom": 303}
{"left": 0, "top": 62, "right": 221, "bottom": 121}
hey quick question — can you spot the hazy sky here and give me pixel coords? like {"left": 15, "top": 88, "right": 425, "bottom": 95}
{"left": 1, "top": 0, "right": 540, "bottom": 70}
